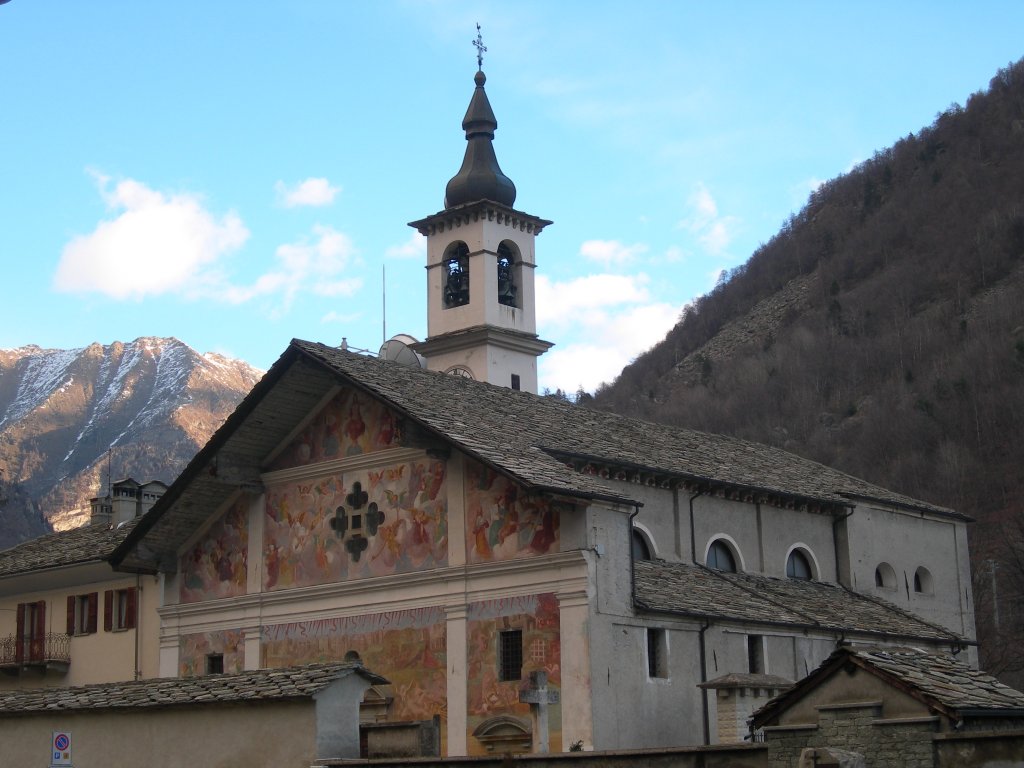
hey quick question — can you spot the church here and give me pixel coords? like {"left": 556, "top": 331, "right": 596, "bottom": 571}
{"left": 103, "top": 55, "right": 976, "bottom": 755}
{"left": 0, "top": 53, "right": 975, "bottom": 761}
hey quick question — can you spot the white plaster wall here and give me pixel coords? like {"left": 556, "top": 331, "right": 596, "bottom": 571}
{"left": 844, "top": 504, "right": 975, "bottom": 638}
{"left": 0, "top": 701, "right": 316, "bottom": 768}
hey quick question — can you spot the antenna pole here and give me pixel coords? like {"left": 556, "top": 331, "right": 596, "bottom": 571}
{"left": 382, "top": 263, "right": 387, "bottom": 344}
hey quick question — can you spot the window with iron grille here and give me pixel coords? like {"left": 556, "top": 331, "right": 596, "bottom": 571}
{"left": 499, "top": 629, "right": 523, "bottom": 681}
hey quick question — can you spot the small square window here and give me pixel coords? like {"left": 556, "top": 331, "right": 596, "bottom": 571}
{"left": 206, "top": 653, "right": 224, "bottom": 675}
{"left": 499, "top": 629, "right": 523, "bottom": 682}
{"left": 647, "top": 628, "right": 668, "bottom": 679}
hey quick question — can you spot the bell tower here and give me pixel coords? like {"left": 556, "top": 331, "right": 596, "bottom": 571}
{"left": 409, "top": 38, "right": 552, "bottom": 393}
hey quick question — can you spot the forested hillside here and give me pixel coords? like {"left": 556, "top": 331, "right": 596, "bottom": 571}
{"left": 593, "top": 59, "right": 1024, "bottom": 683}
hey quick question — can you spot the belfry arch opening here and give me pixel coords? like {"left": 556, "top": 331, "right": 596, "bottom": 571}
{"left": 497, "top": 240, "right": 520, "bottom": 308}
{"left": 443, "top": 241, "right": 470, "bottom": 308}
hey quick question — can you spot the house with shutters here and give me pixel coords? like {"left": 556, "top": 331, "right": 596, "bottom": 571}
{"left": 2, "top": 57, "right": 978, "bottom": 759}
{"left": 0, "top": 480, "right": 163, "bottom": 689}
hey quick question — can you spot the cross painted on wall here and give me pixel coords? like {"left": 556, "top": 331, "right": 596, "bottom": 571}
{"left": 329, "top": 481, "right": 385, "bottom": 562}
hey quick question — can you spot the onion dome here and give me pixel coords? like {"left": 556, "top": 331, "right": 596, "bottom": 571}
{"left": 444, "top": 70, "right": 517, "bottom": 209}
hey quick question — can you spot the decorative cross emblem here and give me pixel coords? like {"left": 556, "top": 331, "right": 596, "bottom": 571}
{"left": 473, "top": 23, "right": 487, "bottom": 70}
{"left": 329, "top": 481, "right": 384, "bottom": 563}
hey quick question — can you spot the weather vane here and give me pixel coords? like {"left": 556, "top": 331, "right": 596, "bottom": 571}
{"left": 473, "top": 23, "right": 487, "bottom": 70}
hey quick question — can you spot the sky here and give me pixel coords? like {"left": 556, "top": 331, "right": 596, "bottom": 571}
{"left": 2, "top": 2, "right": 1024, "bottom": 395}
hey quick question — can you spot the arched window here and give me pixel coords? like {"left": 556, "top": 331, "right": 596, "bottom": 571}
{"left": 914, "top": 566, "right": 934, "bottom": 595}
{"left": 786, "top": 549, "right": 813, "bottom": 580}
{"left": 443, "top": 242, "right": 470, "bottom": 308}
{"left": 875, "top": 562, "right": 896, "bottom": 589}
{"left": 632, "top": 529, "right": 653, "bottom": 561}
{"left": 497, "top": 241, "right": 518, "bottom": 307}
{"left": 706, "top": 539, "right": 737, "bottom": 573}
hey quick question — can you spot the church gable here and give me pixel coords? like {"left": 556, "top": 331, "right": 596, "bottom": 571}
{"left": 466, "top": 460, "right": 558, "bottom": 563}
{"left": 270, "top": 388, "right": 401, "bottom": 471}
{"left": 263, "top": 458, "right": 448, "bottom": 590}
{"left": 179, "top": 494, "right": 249, "bottom": 604}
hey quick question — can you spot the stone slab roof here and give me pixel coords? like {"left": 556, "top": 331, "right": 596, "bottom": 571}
{"left": 751, "top": 646, "right": 1024, "bottom": 728}
{"left": 293, "top": 342, "right": 954, "bottom": 515}
{"left": 633, "top": 560, "right": 962, "bottom": 643}
{"left": 700, "top": 673, "right": 794, "bottom": 690}
{"left": 116, "top": 340, "right": 960, "bottom": 569}
{"left": 852, "top": 646, "right": 1024, "bottom": 711}
{"left": 0, "top": 663, "right": 385, "bottom": 715}
{"left": 0, "top": 520, "right": 138, "bottom": 578}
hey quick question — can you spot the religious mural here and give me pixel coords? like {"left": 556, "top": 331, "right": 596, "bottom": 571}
{"left": 466, "top": 593, "right": 561, "bottom": 755}
{"left": 263, "top": 458, "right": 448, "bottom": 590}
{"left": 262, "top": 607, "right": 446, "bottom": 725}
{"left": 179, "top": 494, "right": 249, "bottom": 604}
{"left": 466, "top": 461, "right": 558, "bottom": 563}
{"left": 270, "top": 388, "right": 401, "bottom": 469}
{"left": 179, "top": 629, "right": 245, "bottom": 677}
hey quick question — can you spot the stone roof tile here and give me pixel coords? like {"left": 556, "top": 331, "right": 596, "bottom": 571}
{"left": 295, "top": 341, "right": 956, "bottom": 516}
{"left": 0, "top": 519, "right": 138, "bottom": 578}
{"left": 0, "top": 663, "right": 384, "bottom": 714}
{"left": 633, "top": 560, "right": 960, "bottom": 642}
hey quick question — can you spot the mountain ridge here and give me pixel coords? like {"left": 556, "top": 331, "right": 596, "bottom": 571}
{"left": 0, "top": 337, "right": 262, "bottom": 545}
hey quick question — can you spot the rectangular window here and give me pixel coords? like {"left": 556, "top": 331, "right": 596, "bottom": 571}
{"left": 511, "top": 374, "right": 521, "bottom": 391}
{"left": 206, "top": 653, "right": 225, "bottom": 675}
{"left": 747, "top": 635, "right": 764, "bottom": 674}
{"left": 647, "top": 628, "right": 668, "bottom": 679}
{"left": 67, "top": 593, "right": 98, "bottom": 636}
{"left": 104, "top": 588, "right": 137, "bottom": 631}
{"left": 498, "top": 629, "right": 523, "bottom": 681}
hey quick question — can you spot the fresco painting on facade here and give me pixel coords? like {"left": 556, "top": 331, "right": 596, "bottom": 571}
{"left": 263, "top": 458, "right": 448, "bottom": 590}
{"left": 466, "top": 593, "right": 562, "bottom": 754}
{"left": 179, "top": 494, "right": 249, "bottom": 604}
{"left": 270, "top": 388, "right": 401, "bottom": 470}
{"left": 262, "top": 608, "right": 447, "bottom": 724}
{"left": 466, "top": 461, "right": 559, "bottom": 564}
{"left": 179, "top": 630, "right": 245, "bottom": 677}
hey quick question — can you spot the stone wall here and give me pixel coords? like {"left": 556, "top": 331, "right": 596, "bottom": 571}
{"left": 319, "top": 744, "right": 767, "bottom": 768}
{"left": 763, "top": 703, "right": 936, "bottom": 768}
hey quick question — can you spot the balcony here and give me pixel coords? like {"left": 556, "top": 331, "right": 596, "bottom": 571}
{"left": 0, "top": 633, "right": 70, "bottom": 676}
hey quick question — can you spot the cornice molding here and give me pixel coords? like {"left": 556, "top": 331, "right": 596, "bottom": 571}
{"left": 160, "top": 551, "right": 590, "bottom": 632}
{"left": 260, "top": 447, "right": 427, "bottom": 485}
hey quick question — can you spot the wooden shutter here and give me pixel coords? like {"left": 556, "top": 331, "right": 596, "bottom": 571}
{"left": 87, "top": 592, "right": 99, "bottom": 634}
{"left": 31, "top": 600, "right": 46, "bottom": 661}
{"left": 67, "top": 595, "right": 76, "bottom": 635}
{"left": 15, "top": 603, "right": 25, "bottom": 662}
{"left": 125, "top": 588, "right": 137, "bottom": 630}
{"left": 103, "top": 590, "right": 113, "bottom": 632}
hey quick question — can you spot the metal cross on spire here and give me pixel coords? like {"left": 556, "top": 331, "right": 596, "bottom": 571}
{"left": 473, "top": 23, "right": 487, "bottom": 70}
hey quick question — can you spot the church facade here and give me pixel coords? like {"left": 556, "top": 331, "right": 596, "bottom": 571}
{"left": 109, "top": 62, "right": 976, "bottom": 755}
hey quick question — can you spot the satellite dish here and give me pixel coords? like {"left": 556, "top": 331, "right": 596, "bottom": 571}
{"left": 378, "top": 334, "right": 426, "bottom": 369}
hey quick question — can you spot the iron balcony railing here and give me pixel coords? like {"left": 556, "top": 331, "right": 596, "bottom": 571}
{"left": 0, "top": 633, "right": 71, "bottom": 666}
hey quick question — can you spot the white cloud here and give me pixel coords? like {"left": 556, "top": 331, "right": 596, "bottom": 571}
{"left": 536, "top": 273, "right": 652, "bottom": 326}
{"left": 386, "top": 231, "right": 426, "bottom": 260}
{"left": 275, "top": 177, "right": 339, "bottom": 208}
{"left": 579, "top": 239, "right": 648, "bottom": 269}
{"left": 678, "top": 182, "right": 739, "bottom": 256}
{"left": 218, "top": 225, "right": 361, "bottom": 312}
{"left": 54, "top": 174, "right": 249, "bottom": 300}
{"left": 536, "top": 273, "right": 681, "bottom": 394}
